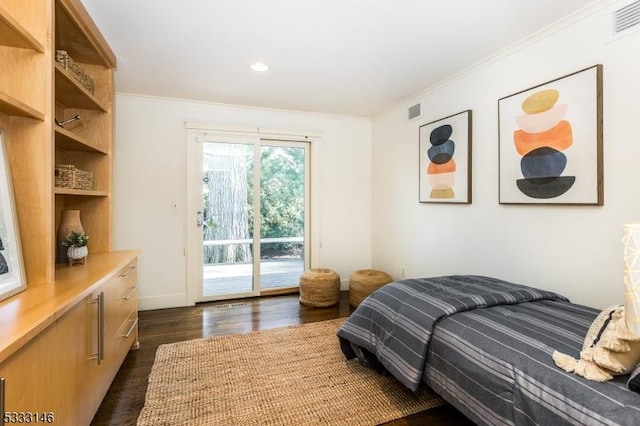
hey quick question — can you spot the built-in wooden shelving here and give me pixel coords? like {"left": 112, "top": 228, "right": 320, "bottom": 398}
{"left": 54, "top": 0, "right": 116, "bottom": 259}
{"left": 0, "top": 0, "right": 51, "bottom": 285}
{"left": 55, "top": 64, "right": 107, "bottom": 111}
{"left": 55, "top": 0, "right": 116, "bottom": 68}
{"left": 0, "top": 5, "right": 135, "bottom": 423}
{"left": 0, "top": 92, "right": 45, "bottom": 120}
{"left": 0, "top": 0, "right": 115, "bottom": 285}
{"left": 0, "top": 3, "right": 46, "bottom": 120}
{"left": 0, "top": 4, "right": 45, "bottom": 53}
{"left": 54, "top": 126, "right": 107, "bottom": 153}
{"left": 54, "top": 187, "right": 108, "bottom": 197}
{"left": 0, "top": 3, "right": 137, "bottom": 423}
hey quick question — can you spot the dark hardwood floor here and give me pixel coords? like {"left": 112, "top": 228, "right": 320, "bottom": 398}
{"left": 91, "top": 292, "right": 473, "bottom": 425}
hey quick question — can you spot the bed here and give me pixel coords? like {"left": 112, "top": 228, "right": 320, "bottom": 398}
{"left": 337, "top": 275, "right": 640, "bottom": 425}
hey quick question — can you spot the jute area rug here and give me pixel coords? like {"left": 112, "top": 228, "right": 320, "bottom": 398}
{"left": 137, "top": 318, "right": 444, "bottom": 425}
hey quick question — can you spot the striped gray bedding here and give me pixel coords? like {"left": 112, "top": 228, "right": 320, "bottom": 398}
{"left": 337, "top": 275, "right": 640, "bottom": 425}
{"left": 337, "top": 275, "right": 568, "bottom": 391}
{"left": 425, "top": 299, "right": 640, "bottom": 425}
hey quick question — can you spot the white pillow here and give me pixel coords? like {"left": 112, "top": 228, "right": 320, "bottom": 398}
{"left": 553, "top": 305, "right": 640, "bottom": 382}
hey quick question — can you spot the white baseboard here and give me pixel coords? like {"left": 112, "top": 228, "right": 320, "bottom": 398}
{"left": 140, "top": 284, "right": 349, "bottom": 310}
{"left": 139, "top": 292, "right": 188, "bottom": 311}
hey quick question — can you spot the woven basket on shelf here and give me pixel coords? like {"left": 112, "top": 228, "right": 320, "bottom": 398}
{"left": 349, "top": 269, "right": 393, "bottom": 307}
{"left": 299, "top": 268, "right": 341, "bottom": 307}
{"left": 54, "top": 165, "right": 93, "bottom": 190}
{"left": 55, "top": 50, "right": 95, "bottom": 94}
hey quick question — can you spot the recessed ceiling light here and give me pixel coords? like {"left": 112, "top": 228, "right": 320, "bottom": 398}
{"left": 251, "top": 62, "right": 269, "bottom": 72}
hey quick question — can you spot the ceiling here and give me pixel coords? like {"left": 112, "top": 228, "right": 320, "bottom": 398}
{"left": 80, "top": 0, "right": 594, "bottom": 117}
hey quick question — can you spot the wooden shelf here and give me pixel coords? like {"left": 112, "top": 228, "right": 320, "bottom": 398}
{"left": 54, "top": 187, "right": 108, "bottom": 197}
{"left": 55, "top": 0, "right": 116, "bottom": 68}
{"left": 0, "top": 5, "right": 45, "bottom": 53}
{"left": 55, "top": 126, "right": 107, "bottom": 153}
{"left": 54, "top": 0, "right": 114, "bottom": 260}
{"left": 0, "top": 91, "right": 45, "bottom": 120}
{"left": 55, "top": 63, "right": 107, "bottom": 111}
{"left": 0, "top": 0, "right": 115, "bottom": 313}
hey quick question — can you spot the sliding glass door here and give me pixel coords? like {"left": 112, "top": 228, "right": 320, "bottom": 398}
{"left": 190, "top": 136, "right": 310, "bottom": 302}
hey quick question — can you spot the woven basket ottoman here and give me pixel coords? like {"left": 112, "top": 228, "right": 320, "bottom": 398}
{"left": 349, "top": 269, "right": 393, "bottom": 307}
{"left": 299, "top": 268, "right": 341, "bottom": 307}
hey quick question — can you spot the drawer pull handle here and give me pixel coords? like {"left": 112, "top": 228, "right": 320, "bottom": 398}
{"left": 120, "top": 266, "right": 136, "bottom": 279}
{"left": 121, "top": 318, "right": 139, "bottom": 339}
{"left": 89, "top": 292, "right": 105, "bottom": 364}
{"left": 121, "top": 286, "right": 137, "bottom": 301}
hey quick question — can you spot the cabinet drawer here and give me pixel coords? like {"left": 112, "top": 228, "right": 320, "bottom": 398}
{"left": 103, "top": 257, "right": 140, "bottom": 372}
{"left": 116, "top": 286, "right": 137, "bottom": 328}
{"left": 116, "top": 259, "right": 138, "bottom": 295}
{"left": 116, "top": 308, "right": 139, "bottom": 354}
{"left": 114, "top": 259, "right": 138, "bottom": 326}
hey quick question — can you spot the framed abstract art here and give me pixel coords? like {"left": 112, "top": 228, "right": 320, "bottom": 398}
{"left": 419, "top": 110, "right": 472, "bottom": 204}
{"left": 0, "top": 129, "right": 26, "bottom": 302}
{"left": 498, "top": 64, "right": 603, "bottom": 205}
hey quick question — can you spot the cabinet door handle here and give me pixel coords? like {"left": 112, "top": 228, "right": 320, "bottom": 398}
{"left": 121, "top": 318, "right": 139, "bottom": 339}
{"left": 119, "top": 266, "right": 136, "bottom": 279}
{"left": 89, "top": 292, "right": 105, "bottom": 364}
{"left": 98, "top": 291, "right": 104, "bottom": 363}
{"left": 121, "top": 286, "right": 137, "bottom": 301}
{"left": 1, "top": 377, "right": 5, "bottom": 426}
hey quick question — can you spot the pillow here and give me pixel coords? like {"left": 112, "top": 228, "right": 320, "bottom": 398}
{"left": 629, "top": 363, "right": 640, "bottom": 392}
{"left": 553, "top": 305, "right": 640, "bottom": 382}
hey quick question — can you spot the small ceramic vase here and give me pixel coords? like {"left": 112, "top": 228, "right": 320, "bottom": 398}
{"left": 57, "top": 210, "right": 84, "bottom": 264}
{"left": 67, "top": 245, "right": 88, "bottom": 266}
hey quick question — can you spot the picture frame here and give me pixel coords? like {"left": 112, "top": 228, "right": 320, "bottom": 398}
{"left": 419, "top": 110, "right": 472, "bottom": 203}
{"left": 498, "top": 64, "right": 603, "bottom": 205}
{"left": 0, "top": 129, "right": 26, "bottom": 302}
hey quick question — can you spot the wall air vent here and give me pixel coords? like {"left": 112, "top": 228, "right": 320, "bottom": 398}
{"left": 408, "top": 103, "right": 421, "bottom": 121}
{"left": 608, "top": 0, "right": 640, "bottom": 42}
{"left": 215, "top": 302, "right": 245, "bottom": 309}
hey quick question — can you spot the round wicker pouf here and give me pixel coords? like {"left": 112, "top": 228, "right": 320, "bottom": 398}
{"left": 349, "top": 269, "right": 393, "bottom": 307}
{"left": 299, "top": 268, "right": 341, "bottom": 307}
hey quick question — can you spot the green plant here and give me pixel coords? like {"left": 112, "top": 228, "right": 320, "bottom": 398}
{"left": 62, "top": 231, "right": 89, "bottom": 248}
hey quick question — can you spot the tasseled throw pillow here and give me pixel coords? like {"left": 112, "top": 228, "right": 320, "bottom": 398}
{"left": 553, "top": 305, "right": 640, "bottom": 382}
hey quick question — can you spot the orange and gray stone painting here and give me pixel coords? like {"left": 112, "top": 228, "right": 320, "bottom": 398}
{"left": 513, "top": 89, "right": 575, "bottom": 199}
{"left": 425, "top": 124, "right": 456, "bottom": 199}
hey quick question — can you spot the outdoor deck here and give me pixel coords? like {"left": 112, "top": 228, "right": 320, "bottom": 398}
{"left": 203, "top": 259, "right": 304, "bottom": 296}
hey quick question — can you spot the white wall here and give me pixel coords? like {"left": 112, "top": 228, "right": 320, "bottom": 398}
{"left": 113, "top": 95, "right": 372, "bottom": 310}
{"left": 371, "top": 5, "right": 640, "bottom": 309}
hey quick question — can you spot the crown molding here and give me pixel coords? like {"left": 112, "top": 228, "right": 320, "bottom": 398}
{"left": 375, "top": 0, "right": 614, "bottom": 121}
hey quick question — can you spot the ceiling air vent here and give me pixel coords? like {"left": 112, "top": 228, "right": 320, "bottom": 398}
{"left": 608, "top": 0, "right": 640, "bottom": 42}
{"left": 408, "top": 103, "right": 421, "bottom": 121}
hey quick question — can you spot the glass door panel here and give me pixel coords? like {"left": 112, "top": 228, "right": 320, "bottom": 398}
{"left": 201, "top": 141, "right": 255, "bottom": 298}
{"left": 258, "top": 145, "right": 307, "bottom": 292}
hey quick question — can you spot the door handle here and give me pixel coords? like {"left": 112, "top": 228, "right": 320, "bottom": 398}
{"left": 196, "top": 211, "right": 203, "bottom": 227}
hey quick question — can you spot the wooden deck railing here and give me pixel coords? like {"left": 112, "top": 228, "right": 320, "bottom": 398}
{"left": 203, "top": 237, "right": 303, "bottom": 246}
